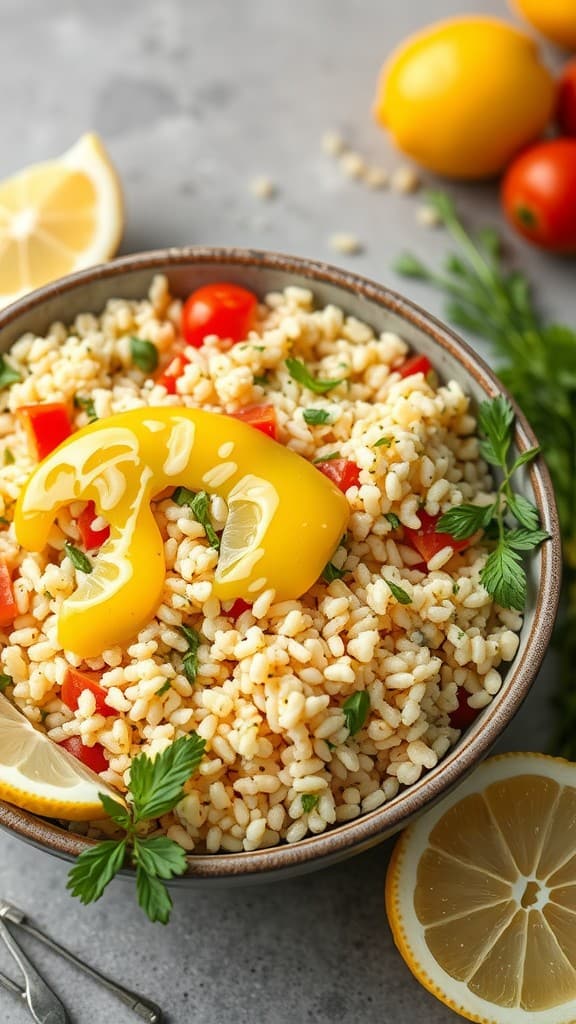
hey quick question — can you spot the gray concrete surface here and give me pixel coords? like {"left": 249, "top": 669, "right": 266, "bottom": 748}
{"left": 0, "top": 0, "right": 570, "bottom": 1021}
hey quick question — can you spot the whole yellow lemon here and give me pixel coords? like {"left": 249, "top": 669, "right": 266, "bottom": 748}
{"left": 512, "top": 0, "right": 576, "bottom": 51}
{"left": 374, "top": 17, "right": 555, "bottom": 179}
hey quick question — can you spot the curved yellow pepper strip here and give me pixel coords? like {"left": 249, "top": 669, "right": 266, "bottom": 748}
{"left": 14, "top": 408, "right": 349, "bottom": 658}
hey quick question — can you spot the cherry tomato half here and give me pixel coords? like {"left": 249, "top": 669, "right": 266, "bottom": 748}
{"left": 557, "top": 60, "right": 576, "bottom": 137}
{"left": 449, "top": 688, "right": 480, "bottom": 732}
{"left": 403, "top": 511, "right": 469, "bottom": 565}
{"left": 59, "top": 736, "right": 108, "bottom": 774}
{"left": 77, "top": 501, "right": 110, "bottom": 551}
{"left": 398, "top": 354, "right": 432, "bottom": 379}
{"left": 501, "top": 139, "right": 576, "bottom": 253}
{"left": 0, "top": 559, "right": 17, "bottom": 627}
{"left": 317, "top": 458, "right": 361, "bottom": 493}
{"left": 181, "top": 283, "right": 258, "bottom": 348}
{"left": 231, "top": 405, "right": 278, "bottom": 440}
{"left": 156, "top": 353, "right": 190, "bottom": 394}
{"left": 61, "top": 667, "right": 116, "bottom": 717}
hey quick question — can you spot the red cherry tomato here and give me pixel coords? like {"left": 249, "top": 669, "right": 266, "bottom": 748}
{"left": 228, "top": 598, "right": 252, "bottom": 619}
{"left": 397, "top": 354, "right": 432, "bottom": 379}
{"left": 59, "top": 736, "right": 108, "bottom": 774}
{"left": 501, "top": 139, "right": 576, "bottom": 253}
{"left": 0, "top": 559, "right": 17, "bottom": 627}
{"left": 231, "top": 404, "right": 278, "bottom": 440}
{"left": 403, "top": 511, "right": 469, "bottom": 565}
{"left": 156, "top": 353, "right": 190, "bottom": 394}
{"left": 181, "top": 283, "right": 258, "bottom": 348}
{"left": 17, "top": 403, "right": 72, "bottom": 461}
{"left": 77, "top": 502, "right": 110, "bottom": 551}
{"left": 61, "top": 667, "right": 116, "bottom": 717}
{"left": 449, "top": 688, "right": 480, "bottom": 732}
{"left": 557, "top": 60, "right": 576, "bottom": 137}
{"left": 317, "top": 458, "right": 361, "bottom": 493}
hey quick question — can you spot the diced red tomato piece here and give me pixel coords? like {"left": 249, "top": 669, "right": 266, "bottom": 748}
{"left": 231, "top": 405, "right": 278, "bottom": 440}
{"left": 17, "top": 402, "right": 72, "bottom": 461}
{"left": 77, "top": 502, "right": 110, "bottom": 551}
{"left": 449, "top": 688, "right": 480, "bottom": 731}
{"left": 156, "top": 353, "right": 190, "bottom": 394}
{"left": 398, "top": 354, "right": 432, "bottom": 379}
{"left": 182, "top": 283, "right": 258, "bottom": 348}
{"left": 317, "top": 458, "right": 361, "bottom": 493}
{"left": 403, "top": 511, "right": 469, "bottom": 565}
{"left": 61, "top": 667, "right": 116, "bottom": 717}
{"left": 0, "top": 560, "right": 17, "bottom": 627}
{"left": 59, "top": 736, "right": 108, "bottom": 774}
{"left": 228, "top": 598, "right": 252, "bottom": 619}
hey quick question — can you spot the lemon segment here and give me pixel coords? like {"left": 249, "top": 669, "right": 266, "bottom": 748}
{"left": 0, "top": 133, "right": 123, "bottom": 308}
{"left": 386, "top": 753, "right": 576, "bottom": 1023}
{"left": 0, "top": 693, "right": 122, "bottom": 820}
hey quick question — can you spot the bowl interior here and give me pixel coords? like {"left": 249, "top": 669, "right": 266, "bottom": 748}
{"left": 0, "top": 249, "right": 561, "bottom": 884}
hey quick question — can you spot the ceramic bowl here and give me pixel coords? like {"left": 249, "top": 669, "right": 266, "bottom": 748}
{"left": 0, "top": 249, "right": 561, "bottom": 886}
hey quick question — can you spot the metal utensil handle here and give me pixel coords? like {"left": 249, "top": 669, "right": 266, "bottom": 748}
{"left": 0, "top": 918, "right": 69, "bottom": 1024}
{"left": 18, "top": 920, "right": 162, "bottom": 1024}
{"left": 0, "top": 968, "right": 25, "bottom": 998}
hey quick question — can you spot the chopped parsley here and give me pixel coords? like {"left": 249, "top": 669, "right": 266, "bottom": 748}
{"left": 301, "top": 794, "right": 320, "bottom": 813}
{"left": 64, "top": 542, "right": 93, "bottom": 574}
{"left": 342, "top": 692, "right": 370, "bottom": 736}
{"left": 130, "top": 336, "right": 159, "bottom": 374}
{"left": 74, "top": 394, "right": 97, "bottom": 422}
{"left": 179, "top": 625, "right": 201, "bottom": 685}
{"left": 385, "top": 512, "right": 400, "bottom": 529}
{"left": 285, "top": 357, "right": 343, "bottom": 395}
{"left": 385, "top": 579, "right": 412, "bottom": 605}
{"left": 172, "top": 488, "right": 219, "bottom": 550}
{"left": 0, "top": 356, "right": 22, "bottom": 390}
{"left": 303, "top": 409, "right": 331, "bottom": 426}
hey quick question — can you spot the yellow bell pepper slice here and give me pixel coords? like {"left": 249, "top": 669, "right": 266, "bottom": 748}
{"left": 14, "top": 407, "right": 349, "bottom": 658}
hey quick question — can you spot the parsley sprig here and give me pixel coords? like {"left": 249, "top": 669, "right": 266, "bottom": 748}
{"left": 394, "top": 193, "right": 572, "bottom": 747}
{"left": 437, "top": 397, "right": 548, "bottom": 611}
{"left": 67, "top": 734, "right": 205, "bottom": 924}
{"left": 286, "top": 357, "right": 343, "bottom": 394}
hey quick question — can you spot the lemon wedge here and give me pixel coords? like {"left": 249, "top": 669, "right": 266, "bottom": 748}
{"left": 0, "top": 132, "right": 123, "bottom": 308}
{"left": 216, "top": 475, "right": 279, "bottom": 585}
{"left": 0, "top": 693, "right": 122, "bottom": 820}
{"left": 386, "top": 753, "right": 576, "bottom": 1023}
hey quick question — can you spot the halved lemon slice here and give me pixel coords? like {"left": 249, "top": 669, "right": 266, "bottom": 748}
{"left": 0, "top": 132, "right": 123, "bottom": 307}
{"left": 0, "top": 693, "right": 121, "bottom": 820}
{"left": 216, "top": 474, "right": 279, "bottom": 584}
{"left": 386, "top": 753, "right": 576, "bottom": 1023}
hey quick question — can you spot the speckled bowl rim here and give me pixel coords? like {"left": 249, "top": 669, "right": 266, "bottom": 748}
{"left": 0, "top": 247, "right": 562, "bottom": 882}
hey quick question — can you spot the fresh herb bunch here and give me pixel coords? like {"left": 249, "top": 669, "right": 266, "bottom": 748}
{"left": 438, "top": 397, "right": 548, "bottom": 611}
{"left": 67, "top": 733, "right": 205, "bottom": 924}
{"left": 395, "top": 192, "right": 573, "bottom": 754}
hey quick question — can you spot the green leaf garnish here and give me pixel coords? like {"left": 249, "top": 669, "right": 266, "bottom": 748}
{"left": 342, "top": 691, "right": 370, "bottom": 736}
{"left": 0, "top": 356, "right": 22, "bottom": 390}
{"left": 303, "top": 408, "right": 331, "bottom": 425}
{"left": 286, "top": 357, "right": 343, "bottom": 394}
{"left": 313, "top": 451, "right": 341, "bottom": 464}
{"left": 130, "top": 336, "right": 159, "bottom": 374}
{"left": 67, "top": 839, "right": 128, "bottom": 906}
{"left": 179, "top": 625, "right": 201, "bottom": 685}
{"left": 374, "top": 436, "right": 393, "bottom": 448}
{"left": 155, "top": 680, "right": 171, "bottom": 697}
{"left": 64, "top": 542, "right": 93, "bottom": 574}
{"left": 74, "top": 394, "right": 97, "bottom": 422}
{"left": 67, "top": 734, "right": 205, "bottom": 923}
{"left": 0, "top": 673, "right": 12, "bottom": 691}
{"left": 385, "top": 579, "right": 412, "bottom": 605}
{"left": 322, "top": 561, "right": 345, "bottom": 583}
{"left": 437, "top": 503, "right": 493, "bottom": 540}
{"left": 385, "top": 512, "right": 400, "bottom": 529}
{"left": 172, "top": 488, "right": 219, "bottom": 549}
{"left": 301, "top": 794, "right": 320, "bottom": 813}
